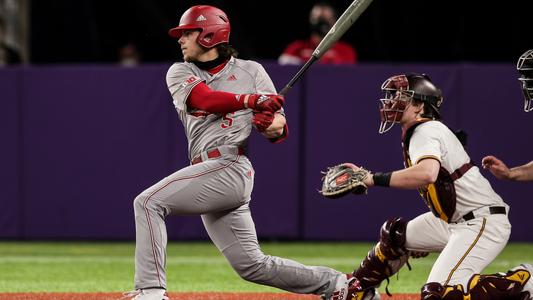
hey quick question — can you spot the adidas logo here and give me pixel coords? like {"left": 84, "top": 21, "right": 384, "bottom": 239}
{"left": 227, "top": 74, "right": 237, "bottom": 81}
{"left": 196, "top": 14, "right": 207, "bottom": 22}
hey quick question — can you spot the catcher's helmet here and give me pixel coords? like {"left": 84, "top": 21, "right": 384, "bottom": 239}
{"left": 379, "top": 74, "right": 443, "bottom": 133}
{"left": 168, "top": 5, "right": 230, "bottom": 48}
{"left": 517, "top": 49, "right": 533, "bottom": 112}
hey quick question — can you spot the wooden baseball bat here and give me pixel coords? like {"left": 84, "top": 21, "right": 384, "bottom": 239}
{"left": 279, "top": 0, "right": 374, "bottom": 96}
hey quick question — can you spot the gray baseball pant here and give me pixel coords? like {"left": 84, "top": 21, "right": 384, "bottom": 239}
{"left": 133, "top": 154, "right": 343, "bottom": 296}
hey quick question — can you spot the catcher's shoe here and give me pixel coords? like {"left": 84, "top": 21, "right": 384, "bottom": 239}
{"left": 119, "top": 288, "right": 169, "bottom": 300}
{"left": 510, "top": 263, "right": 533, "bottom": 299}
{"left": 323, "top": 274, "right": 380, "bottom": 300}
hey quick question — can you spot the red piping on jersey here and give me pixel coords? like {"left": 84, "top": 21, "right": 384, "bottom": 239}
{"left": 142, "top": 155, "right": 242, "bottom": 285}
{"left": 187, "top": 82, "right": 244, "bottom": 114}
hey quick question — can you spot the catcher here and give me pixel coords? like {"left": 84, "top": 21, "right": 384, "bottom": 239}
{"left": 321, "top": 73, "right": 532, "bottom": 299}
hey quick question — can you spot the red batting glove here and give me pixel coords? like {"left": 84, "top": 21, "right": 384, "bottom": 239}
{"left": 252, "top": 111, "right": 275, "bottom": 132}
{"left": 240, "top": 94, "right": 284, "bottom": 112}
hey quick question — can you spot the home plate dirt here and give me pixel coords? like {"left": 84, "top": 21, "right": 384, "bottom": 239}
{"left": 0, "top": 292, "right": 419, "bottom": 300}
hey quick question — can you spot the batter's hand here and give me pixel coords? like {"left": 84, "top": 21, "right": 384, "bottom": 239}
{"left": 241, "top": 94, "right": 284, "bottom": 112}
{"left": 252, "top": 111, "right": 274, "bottom": 132}
{"left": 482, "top": 155, "right": 511, "bottom": 180}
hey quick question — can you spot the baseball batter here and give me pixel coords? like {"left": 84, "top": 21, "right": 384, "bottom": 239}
{"left": 121, "top": 5, "right": 377, "bottom": 300}
{"left": 341, "top": 74, "right": 532, "bottom": 299}
{"left": 482, "top": 49, "right": 533, "bottom": 182}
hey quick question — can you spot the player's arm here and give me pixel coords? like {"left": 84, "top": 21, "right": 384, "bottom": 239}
{"left": 252, "top": 110, "right": 289, "bottom": 143}
{"left": 261, "top": 113, "right": 287, "bottom": 139}
{"left": 482, "top": 156, "right": 533, "bottom": 181}
{"left": 187, "top": 83, "right": 283, "bottom": 114}
{"left": 363, "top": 158, "right": 440, "bottom": 189}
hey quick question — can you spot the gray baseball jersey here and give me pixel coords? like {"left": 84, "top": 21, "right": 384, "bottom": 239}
{"left": 167, "top": 56, "right": 277, "bottom": 160}
{"left": 404, "top": 121, "right": 511, "bottom": 288}
{"left": 132, "top": 56, "right": 345, "bottom": 298}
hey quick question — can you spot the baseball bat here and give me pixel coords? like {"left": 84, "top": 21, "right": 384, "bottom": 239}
{"left": 279, "top": 0, "right": 374, "bottom": 96}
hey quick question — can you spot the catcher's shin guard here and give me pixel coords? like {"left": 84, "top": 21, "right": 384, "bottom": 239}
{"left": 420, "top": 266, "right": 531, "bottom": 300}
{"left": 352, "top": 218, "right": 409, "bottom": 290}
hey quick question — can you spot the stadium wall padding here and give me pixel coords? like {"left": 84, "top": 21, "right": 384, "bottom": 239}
{"left": 1, "top": 63, "right": 531, "bottom": 241}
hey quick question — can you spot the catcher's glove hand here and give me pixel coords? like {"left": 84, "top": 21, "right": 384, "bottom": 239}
{"left": 320, "top": 163, "right": 370, "bottom": 199}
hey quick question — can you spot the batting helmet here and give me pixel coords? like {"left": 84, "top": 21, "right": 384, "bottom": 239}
{"left": 379, "top": 74, "right": 443, "bottom": 133}
{"left": 517, "top": 49, "right": 533, "bottom": 112}
{"left": 168, "top": 5, "right": 230, "bottom": 48}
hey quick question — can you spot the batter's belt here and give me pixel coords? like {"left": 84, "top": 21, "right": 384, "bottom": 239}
{"left": 191, "top": 145, "right": 245, "bottom": 165}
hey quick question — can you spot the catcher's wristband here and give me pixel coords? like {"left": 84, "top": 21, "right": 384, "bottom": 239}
{"left": 373, "top": 172, "right": 392, "bottom": 187}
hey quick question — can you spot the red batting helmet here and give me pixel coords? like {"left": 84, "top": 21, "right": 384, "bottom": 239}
{"left": 168, "top": 5, "right": 230, "bottom": 48}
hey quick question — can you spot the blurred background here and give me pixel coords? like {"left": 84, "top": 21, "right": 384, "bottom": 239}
{"left": 1, "top": 0, "right": 532, "bottom": 243}
{"left": 2, "top": 0, "right": 532, "bottom": 64}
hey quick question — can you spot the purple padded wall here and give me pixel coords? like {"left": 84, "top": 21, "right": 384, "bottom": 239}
{"left": 19, "top": 66, "right": 180, "bottom": 239}
{"left": 0, "top": 68, "right": 22, "bottom": 238}
{"left": 0, "top": 63, "right": 531, "bottom": 241}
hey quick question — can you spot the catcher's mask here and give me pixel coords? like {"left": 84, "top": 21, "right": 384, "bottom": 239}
{"left": 168, "top": 5, "right": 230, "bottom": 49}
{"left": 379, "top": 74, "right": 443, "bottom": 133}
{"left": 517, "top": 49, "right": 533, "bottom": 112}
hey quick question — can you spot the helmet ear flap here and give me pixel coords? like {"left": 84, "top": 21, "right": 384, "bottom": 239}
{"left": 201, "top": 32, "right": 214, "bottom": 44}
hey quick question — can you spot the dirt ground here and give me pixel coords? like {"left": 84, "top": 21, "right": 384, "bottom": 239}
{"left": 0, "top": 292, "right": 419, "bottom": 300}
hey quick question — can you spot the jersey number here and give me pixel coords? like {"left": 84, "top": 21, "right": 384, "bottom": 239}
{"left": 221, "top": 113, "right": 234, "bottom": 129}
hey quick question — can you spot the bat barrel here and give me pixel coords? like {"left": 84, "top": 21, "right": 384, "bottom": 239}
{"left": 313, "top": 0, "right": 374, "bottom": 59}
{"left": 279, "top": 0, "right": 374, "bottom": 96}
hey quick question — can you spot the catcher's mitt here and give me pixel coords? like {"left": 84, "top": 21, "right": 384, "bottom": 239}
{"left": 320, "top": 163, "right": 370, "bottom": 199}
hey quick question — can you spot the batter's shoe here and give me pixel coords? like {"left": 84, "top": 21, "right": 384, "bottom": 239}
{"left": 119, "top": 288, "right": 169, "bottom": 300}
{"left": 323, "top": 274, "right": 380, "bottom": 300}
{"left": 509, "top": 263, "right": 533, "bottom": 300}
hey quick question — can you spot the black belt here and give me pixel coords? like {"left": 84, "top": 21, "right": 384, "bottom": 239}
{"left": 462, "top": 206, "right": 506, "bottom": 221}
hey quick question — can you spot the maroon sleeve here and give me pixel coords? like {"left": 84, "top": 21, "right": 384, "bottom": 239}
{"left": 187, "top": 82, "right": 244, "bottom": 114}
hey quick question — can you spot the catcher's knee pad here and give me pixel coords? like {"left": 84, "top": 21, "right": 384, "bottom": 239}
{"left": 420, "top": 267, "right": 531, "bottom": 300}
{"left": 378, "top": 217, "right": 408, "bottom": 260}
{"left": 352, "top": 218, "right": 409, "bottom": 290}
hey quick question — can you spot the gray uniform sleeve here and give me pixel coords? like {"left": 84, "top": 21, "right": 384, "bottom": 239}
{"left": 166, "top": 63, "right": 204, "bottom": 112}
{"left": 253, "top": 63, "right": 277, "bottom": 94}
{"left": 252, "top": 62, "right": 286, "bottom": 116}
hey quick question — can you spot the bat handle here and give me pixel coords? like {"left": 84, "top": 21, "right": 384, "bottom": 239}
{"left": 279, "top": 56, "right": 318, "bottom": 96}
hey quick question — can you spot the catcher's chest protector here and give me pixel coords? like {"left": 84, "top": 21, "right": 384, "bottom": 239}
{"left": 401, "top": 119, "right": 473, "bottom": 223}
